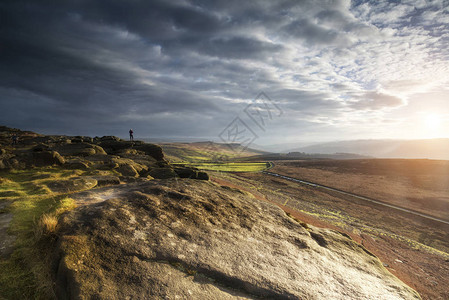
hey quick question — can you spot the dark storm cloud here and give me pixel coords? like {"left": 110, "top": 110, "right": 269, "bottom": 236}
{"left": 1, "top": 0, "right": 447, "bottom": 141}
{"left": 283, "top": 19, "right": 346, "bottom": 46}
{"left": 0, "top": 1, "right": 229, "bottom": 132}
{"left": 181, "top": 36, "right": 283, "bottom": 60}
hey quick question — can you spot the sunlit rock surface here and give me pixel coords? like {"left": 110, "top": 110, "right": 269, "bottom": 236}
{"left": 53, "top": 179, "right": 420, "bottom": 299}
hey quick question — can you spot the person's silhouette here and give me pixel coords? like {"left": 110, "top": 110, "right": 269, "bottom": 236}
{"left": 129, "top": 129, "right": 134, "bottom": 141}
{"left": 11, "top": 134, "right": 18, "bottom": 145}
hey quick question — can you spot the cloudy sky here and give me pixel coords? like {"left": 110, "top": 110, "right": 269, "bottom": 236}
{"left": 1, "top": 0, "right": 449, "bottom": 147}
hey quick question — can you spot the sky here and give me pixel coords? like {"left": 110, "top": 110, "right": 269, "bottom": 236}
{"left": 1, "top": 0, "right": 449, "bottom": 147}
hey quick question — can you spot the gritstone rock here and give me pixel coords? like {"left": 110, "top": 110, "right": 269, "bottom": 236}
{"left": 53, "top": 180, "right": 420, "bottom": 300}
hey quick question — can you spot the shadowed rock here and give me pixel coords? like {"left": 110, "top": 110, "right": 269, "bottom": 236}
{"left": 54, "top": 143, "right": 106, "bottom": 157}
{"left": 116, "top": 164, "right": 139, "bottom": 177}
{"left": 46, "top": 178, "right": 97, "bottom": 193}
{"left": 174, "top": 167, "right": 209, "bottom": 180}
{"left": 30, "top": 151, "right": 65, "bottom": 167}
{"left": 94, "top": 176, "right": 121, "bottom": 187}
{"left": 147, "top": 167, "right": 178, "bottom": 179}
{"left": 64, "top": 159, "right": 90, "bottom": 170}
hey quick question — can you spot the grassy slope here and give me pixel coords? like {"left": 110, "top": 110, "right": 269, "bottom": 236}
{"left": 161, "top": 142, "right": 266, "bottom": 163}
{"left": 0, "top": 168, "right": 114, "bottom": 299}
{"left": 162, "top": 142, "right": 271, "bottom": 173}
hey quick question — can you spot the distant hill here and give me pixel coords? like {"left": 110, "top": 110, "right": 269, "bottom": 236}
{"left": 241, "top": 152, "right": 371, "bottom": 161}
{"left": 287, "top": 139, "right": 449, "bottom": 160}
{"left": 160, "top": 141, "right": 267, "bottom": 162}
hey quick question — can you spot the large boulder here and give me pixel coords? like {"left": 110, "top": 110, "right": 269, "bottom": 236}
{"left": 94, "top": 176, "right": 121, "bottom": 187}
{"left": 97, "top": 136, "right": 121, "bottom": 142}
{"left": 111, "top": 158, "right": 147, "bottom": 172}
{"left": 96, "top": 140, "right": 142, "bottom": 155}
{"left": 116, "top": 164, "right": 139, "bottom": 177}
{"left": 53, "top": 180, "right": 420, "bottom": 300}
{"left": 147, "top": 167, "right": 178, "bottom": 179}
{"left": 174, "top": 167, "right": 197, "bottom": 178}
{"left": 32, "top": 143, "right": 51, "bottom": 152}
{"left": 64, "top": 159, "right": 90, "bottom": 170}
{"left": 134, "top": 144, "right": 164, "bottom": 161}
{"left": 174, "top": 167, "right": 209, "bottom": 180}
{"left": 109, "top": 157, "right": 148, "bottom": 177}
{"left": 196, "top": 171, "right": 209, "bottom": 180}
{"left": 71, "top": 136, "right": 93, "bottom": 143}
{"left": 31, "top": 151, "right": 65, "bottom": 167}
{"left": 55, "top": 143, "right": 106, "bottom": 157}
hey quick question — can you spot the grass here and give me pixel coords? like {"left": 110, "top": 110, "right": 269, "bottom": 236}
{"left": 272, "top": 160, "right": 449, "bottom": 221}
{"left": 0, "top": 167, "right": 80, "bottom": 299}
{"left": 174, "top": 162, "right": 271, "bottom": 172}
{"left": 161, "top": 143, "right": 264, "bottom": 163}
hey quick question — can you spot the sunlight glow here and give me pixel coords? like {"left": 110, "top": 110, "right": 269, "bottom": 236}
{"left": 422, "top": 114, "right": 444, "bottom": 138}
{"left": 424, "top": 114, "right": 441, "bottom": 130}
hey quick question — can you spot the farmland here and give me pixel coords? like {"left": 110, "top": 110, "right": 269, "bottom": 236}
{"left": 174, "top": 162, "right": 271, "bottom": 172}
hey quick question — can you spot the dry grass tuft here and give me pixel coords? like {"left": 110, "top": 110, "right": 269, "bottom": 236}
{"left": 35, "top": 213, "right": 58, "bottom": 240}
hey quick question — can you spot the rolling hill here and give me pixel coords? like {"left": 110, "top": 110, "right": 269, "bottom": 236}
{"left": 287, "top": 139, "right": 449, "bottom": 160}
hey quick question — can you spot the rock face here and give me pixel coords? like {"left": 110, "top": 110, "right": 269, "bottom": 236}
{"left": 52, "top": 180, "right": 420, "bottom": 300}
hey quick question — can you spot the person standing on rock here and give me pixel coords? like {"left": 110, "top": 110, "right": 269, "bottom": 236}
{"left": 129, "top": 129, "right": 134, "bottom": 141}
{"left": 11, "top": 134, "right": 18, "bottom": 146}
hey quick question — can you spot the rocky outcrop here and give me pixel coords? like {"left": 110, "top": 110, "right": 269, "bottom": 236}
{"left": 0, "top": 126, "right": 204, "bottom": 181}
{"left": 54, "top": 143, "right": 106, "bottom": 157}
{"left": 52, "top": 180, "right": 420, "bottom": 300}
{"left": 97, "top": 140, "right": 165, "bottom": 162}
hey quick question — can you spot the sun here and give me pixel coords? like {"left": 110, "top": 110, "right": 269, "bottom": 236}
{"left": 424, "top": 114, "right": 441, "bottom": 130}
{"left": 422, "top": 114, "right": 444, "bottom": 138}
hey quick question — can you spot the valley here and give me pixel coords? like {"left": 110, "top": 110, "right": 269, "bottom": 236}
{"left": 205, "top": 158, "right": 449, "bottom": 300}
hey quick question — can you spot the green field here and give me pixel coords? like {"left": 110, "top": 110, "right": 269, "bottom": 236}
{"left": 160, "top": 142, "right": 266, "bottom": 163}
{"left": 175, "top": 162, "right": 272, "bottom": 172}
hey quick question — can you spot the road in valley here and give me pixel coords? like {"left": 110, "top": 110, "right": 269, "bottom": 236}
{"left": 262, "top": 170, "right": 449, "bottom": 226}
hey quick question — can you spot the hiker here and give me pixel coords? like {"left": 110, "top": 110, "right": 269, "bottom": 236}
{"left": 129, "top": 129, "right": 134, "bottom": 141}
{"left": 11, "top": 134, "right": 18, "bottom": 146}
